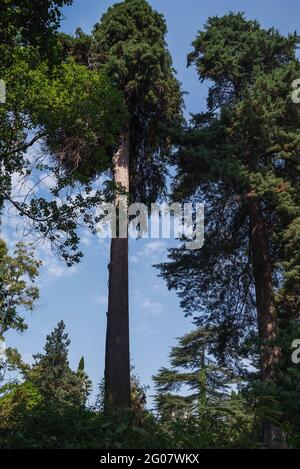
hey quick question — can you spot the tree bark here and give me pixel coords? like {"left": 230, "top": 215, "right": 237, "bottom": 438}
{"left": 249, "top": 199, "right": 284, "bottom": 448}
{"left": 104, "top": 132, "right": 131, "bottom": 411}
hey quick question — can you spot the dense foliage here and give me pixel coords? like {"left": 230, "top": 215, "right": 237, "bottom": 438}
{"left": 157, "top": 13, "right": 300, "bottom": 447}
{"left": 89, "top": 0, "right": 183, "bottom": 203}
{"left": 0, "top": 324, "right": 257, "bottom": 449}
{"left": 0, "top": 0, "right": 126, "bottom": 263}
{"left": 1, "top": 0, "right": 300, "bottom": 450}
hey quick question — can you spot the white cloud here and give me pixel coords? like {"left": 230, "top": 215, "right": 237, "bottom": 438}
{"left": 134, "top": 324, "right": 157, "bottom": 335}
{"left": 129, "top": 255, "right": 139, "bottom": 265}
{"left": 44, "top": 263, "right": 79, "bottom": 279}
{"left": 141, "top": 299, "right": 163, "bottom": 316}
{"left": 130, "top": 240, "right": 168, "bottom": 264}
{"left": 144, "top": 241, "right": 166, "bottom": 254}
{"left": 92, "top": 294, "right": 108, "bottom": 306}
{"left": 132, "top": 289, "right": 164, "bottom": 316}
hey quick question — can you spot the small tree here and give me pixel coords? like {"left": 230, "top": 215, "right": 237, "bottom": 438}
{"left": 0, "top": 324, "right": 95, "bottom": 448}
{"left": 153, "top": 328, "right": 233, "bottom": 420}
{"left": 29, "top": 321, "right": 89, "bottom": 406}
{"left": 76, "top": 356, "right": 92, "bottom": 403}
{"left": 153, "top": 327, "right": 255, "bottom": 448}
{"left": 0, "top": 239, "right": 40, "bottom": 338}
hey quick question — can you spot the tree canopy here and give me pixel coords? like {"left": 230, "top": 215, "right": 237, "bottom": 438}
{"left": 89, "top": 0, "right": 183, "bottom": 202}
{"left": 1, "top": 1, "right": 300, "bottom": 451}
{"left": 158, "top": 13, "right": 300, "bottom": 365}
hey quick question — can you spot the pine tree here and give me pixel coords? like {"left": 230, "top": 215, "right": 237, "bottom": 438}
{"left": 157, "top": 13, "right": 300, "bottom": 447}
{"left": 30, "top": 321, "right": 88, "bottom": 406}
{"left": 0, "top": 330, "right": 94, "bottom": 448}
{"left": 89, "top": 0, "right": 182, "bottom": 410}
{"left": 153, "top": 327, "right": 254, "bottom": 448}
{"left": 153, "top": 328, "right": 232, "bottom": 420}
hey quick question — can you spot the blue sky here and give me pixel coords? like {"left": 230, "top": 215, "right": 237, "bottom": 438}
{"left": 3, "top": 0, "right": 300, "bottom": 408}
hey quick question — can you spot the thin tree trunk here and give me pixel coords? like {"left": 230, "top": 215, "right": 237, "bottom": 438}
{"left": 104, "top": 132, "right": 131, "bottom": 410}
{"left": 249, "top": 199, "right": 284, "bottom": 448}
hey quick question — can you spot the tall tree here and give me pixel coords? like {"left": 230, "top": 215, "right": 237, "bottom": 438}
{"left": 59, "top": 28, "right": 92, "bottom": 67}
{"left": 1, "top": 0, "right": 126, "bottom": 264}
{"left": 89, "top": 0, "right": 182, "bottom": 410}
{"left": 157, "top": 13, "right": 300, "bottom": 447}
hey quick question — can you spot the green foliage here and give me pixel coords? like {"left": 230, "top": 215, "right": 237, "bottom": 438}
{"left": 1, "top": 48, "right": 126, "bottom": 180}
{"left": 26, "top": 59, "right": 127, "bottom": 180}
{"left": 1, "top": 3, "right": 300, "bottom": 450}
{"left": 0, "top": 380, "right": 43, "bottom": 441}
{"left": 77, "top": 356, "right": 85, "bottom": 372}
{"left": 0, "top": 0, "right": 73, "bottom": 64}
{"left": 59, "top": 28, "right": 92, "bottom": 67}
{"left": 158, "top": 13, "right": 300, "bottom": 365}
{"left": 29, "top": 321, "right": 89, "bottom": 406}
{"left": 188, "top": 12, "right": 298, "bottom": 111}
{"left": 153, "top": 328, "right": 233, "bottom": 417}
{"left": 0, "top": 0, "right": 127, "bottom": 264}
{"left": 0, "top": 323, "right": 259, "bottom": 449}
{"left": 0, "top": 330, "right": 169, "bottom": 449}
{"left": 0, "top": 322, "right": 96, "bottom": 449}
{"left": 76, "top": 356, "right": 92, "bottom": 400}
{"left": 244, "top": 320, "right": 300, "bottom": 447}
{"left": 0, "top": 384, "right": 90, "bottom": 449}
{"left": 0, "top": 52, "right": 126, "bottom": 264}
{"left": 153, "top": 328, "right": 256, "bottom": 448}
{"left": 90, "top": 0, "right": 183, "bottom": 202}
{"left": 0, "top": 346, "right": 29, "bottom": 380}
{"left": 0, "top": 239, "right": 40, "bottom": 337}
{"left": 158, "top": 399, "right": 256, "bottom": 449}
{"left": 156, "top": 13, "right": 300, "bottom": 448}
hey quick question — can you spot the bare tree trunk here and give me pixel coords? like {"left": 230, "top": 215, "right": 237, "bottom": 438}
{"left": 249, "top": 199, "right": 285, "bottom": 448}
{"left": 104, "top": 132, "right": 131, "bottom": 411}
